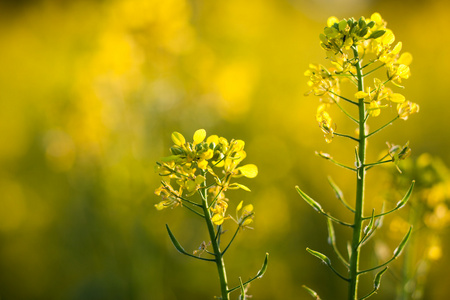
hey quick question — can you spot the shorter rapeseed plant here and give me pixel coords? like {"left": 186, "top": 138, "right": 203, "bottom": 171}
{"left": 298, "top": 13, "right": 419, "bottom": 300}
{"left": 381, "top": 153, "right": 450, "bottom": 300}
{"left": 155, "top": 129, "right": 268, "bottom": 300}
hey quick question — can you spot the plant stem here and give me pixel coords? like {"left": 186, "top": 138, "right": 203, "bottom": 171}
{"left": 348, "top": 47, "right": 366, "bottom": 300}
{"left": 199, "top": 171, "right": 229, "bottom": 300}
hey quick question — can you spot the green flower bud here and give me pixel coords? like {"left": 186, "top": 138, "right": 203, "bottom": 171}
{"left": 367, "top": 20, "right": 375, "bottom": 28}
{"left": 170, "top": 146, "right": 185, "bottom": 156}
{"left": 358, "top": 17, "right": 366, "bottom": 29}
{"left": 359, "top": 26, "right": 369, "bottom": 37}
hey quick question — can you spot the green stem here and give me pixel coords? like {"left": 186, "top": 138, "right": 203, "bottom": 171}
{"left": 199, "top": 171, "right": 229, "bottom": 300}
{"left": 348, "top": 47, "right": 366, "bottom": 300}
{"left": 366, "top": 116, "right": 399, "bottom": 138}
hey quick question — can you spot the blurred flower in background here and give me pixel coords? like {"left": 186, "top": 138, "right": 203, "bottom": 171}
{"left": 0, "top": 0, "right": 450, "bottom": 299}
{"left": 378, "top": 153, "right": 450, "bottom": 300}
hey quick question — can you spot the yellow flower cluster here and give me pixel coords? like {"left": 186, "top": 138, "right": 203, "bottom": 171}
{"left": 155, "top": 129, "right": 257, "bottom": 226}
{"left": 305, "top": 13, "right": 419, "bottom": 142}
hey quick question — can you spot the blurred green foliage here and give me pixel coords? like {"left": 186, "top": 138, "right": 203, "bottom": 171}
{"left": 0, "top": 0, "right": 449, "bottom": 299}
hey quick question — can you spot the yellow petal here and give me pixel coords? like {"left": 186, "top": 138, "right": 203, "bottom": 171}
{"left": 242, "top": 219, "right": 253, "bottom": 227}
{"left": 381, "top": 30, "right": 395, "bottom": 45}
{"left": 243, "top": 204, "right": 254, "bottom": 214}
{"left": 236, "top": 201, "right": 243, "bottom": 213}
{"left": 371, "top": 12, "right": 383, "bottom": 25}
{"left": 195, "top": 175, "right": 206, "bottom": 185}
{"left": 368, "top": 101, "right": 381, "bottom": 117}
{"left": 397, "top": 65, "right": 410, "bottom": 78}
{"left": 355, "top": 91, "right": 368, "bottom": 99}
{"left": 171, "top": 132, "right": 185, "bottom": 146}
{"left": 206, "top": 134, "right": 219, "bottom": 145}
{"left": 237, "top": 164, "right": 258, "bottom": 178}
{"left": 327, "top": 16, "right": 339, "bottom": 27}
{"left": 193, "top": 129, "right": 206, "bottom": 144}
{"left": 211, "top": 214, "right": 224, "bottom": 225}
{"left": 398, "top": 52, "right": 413, "bottom": 65}
{"left": 197, "top": 159, "right": 208, "bottom": 170}
{"left": 389, "top": 93, "right": 406, "bottom": 103}
{"left": 186, "top": 180, "right": 197, "bottom": 192}
{"left": 392, "top": 42, "right": 402, "bottom": 54}
{"left": 155, "top": 202, "right": 166, "bottom": 211}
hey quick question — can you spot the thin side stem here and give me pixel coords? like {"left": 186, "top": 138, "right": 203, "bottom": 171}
{"left": 333, "top": 99, "right": 359, "bottom": 123}
{"left": 335, "top": 132, "right": 360, "bottom": 142}
{"left": 328, "top": 90, "right": 359, "bottom": 105}
{"left": 199, "top": 171, "right": 229, "bottom": 300}
{"left": 367, "top": 116, "right": 400, "bottom": 138}
{"left": 362, "top": 63, "right": 386, "bottom": 77}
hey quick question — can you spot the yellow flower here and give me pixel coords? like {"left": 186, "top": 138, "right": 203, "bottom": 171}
{"left": 156, "top": 129, "right": 257, "bottom": 222}
{"left": 316, "top": 106, "right": 335, "bottom": 143}
{"left": 154, "top": 183, "right": 182, "bottom": 210}
{"left": 235, "top": 200, "right": 254, "bottom": 228}
{"left": 211, "top": 199, "right": 229, "bottom": 225}
{"left": 305, "top": 64, "right": 340, "bottom": 103}
{"left": 397, "top": 101, "right": 419, "bottom": 120}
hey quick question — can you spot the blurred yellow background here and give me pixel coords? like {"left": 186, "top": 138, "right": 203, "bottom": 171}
{"left": 0, "top": 0, "right": 449, "bottom": 299}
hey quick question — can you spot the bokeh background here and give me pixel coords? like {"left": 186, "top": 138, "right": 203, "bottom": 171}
{"left": 1, "top": 0, "right": 449, "bottom": 299}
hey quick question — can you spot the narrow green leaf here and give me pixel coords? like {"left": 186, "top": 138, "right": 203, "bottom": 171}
{"left": 302, "top": 285, "right": 321, "bottom": 300}
{"left": 166, "top": 224, "right": 188, "bottom": 255}
{"left": 296, "top": 186, "right": 323, "bottom": 213}
{"left": 256, "top": 253, "right": 269, "bottom": 278}
{"left": 394, "top": 226, "right": 412, "bottom": 257}
{"left": 165, "top": 225, "right": 215, "bottom": 262}
{"left": 307, "top": 248, "right": 331, "bottom": 265}
{"left": 395, "top": 180, "right": 415, "bottom": 209}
